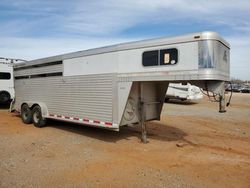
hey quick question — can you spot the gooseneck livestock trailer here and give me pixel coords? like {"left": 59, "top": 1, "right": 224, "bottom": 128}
{"left": 12, "top": 31, "right": 230, "bottom": 143}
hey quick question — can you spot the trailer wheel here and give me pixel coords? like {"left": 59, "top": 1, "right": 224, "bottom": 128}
{"left": 21, "top": 104, "right": 32, "bottom": 124}
{"left": 0, "top": 91, "right": 10, "bottom": 103}
{"left": 32, "top": 105, "right": 47, "bottom": 128}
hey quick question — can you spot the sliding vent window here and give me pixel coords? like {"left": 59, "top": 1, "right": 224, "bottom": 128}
{"left": 160, "top": 49, "right": 178, "bottom": 65}
{"left": 142, "top": 50, "right": 159, "bottom": 66}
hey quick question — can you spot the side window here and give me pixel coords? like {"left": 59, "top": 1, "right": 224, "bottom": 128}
{"left": 160, "top": 49, "right": 178, "bottom": 65}
{"left": 0, "top": 72, "right": 11, "bottom": 80}
{"left": 142, "top": 50, "right": 158, "bottom": 66}
{"left": 142, "top": 48, "right": 178, "bottom": 67}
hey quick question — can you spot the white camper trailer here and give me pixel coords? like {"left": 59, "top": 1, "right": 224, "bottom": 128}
{"left": 166, "top": 83, "right": 203, "bottom": 101}
{"left": 0, "top": 58, "right": 25, "bottom": 104}
{"left": 12, "top": 32, "right": 230, "bottom": 142}
{"left": 0, "top": 58, "right": 15, "bottom": 103}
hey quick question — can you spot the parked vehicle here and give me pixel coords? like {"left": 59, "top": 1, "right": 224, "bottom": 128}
{"left": 231, "top": 85, "right": 241, "bottom": 92}
{"left": 0, "top": 59, "right": 14, "bottom": 103}
{"left": 240, "top": 87, "right": 250, "bottom": 93}
{"left": 226, "top": 83, "right": 250, "bottom": 93}
{"left": 12, "top": 31, "right": 230, "bottom": 142}
{"left": 166, "top": 83, "right": 203, "bottom": 101}
{"left": 0, "top": 58, "right": 26, "bottom": 104}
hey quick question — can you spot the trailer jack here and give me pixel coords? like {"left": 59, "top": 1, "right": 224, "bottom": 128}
{"left": 139, "top": 83, "right": 148, "bottom": 144}
{"left": 139, "top": 101, "right": 148, "bottom": 143}
{"left": 219, "top": 93, "right": 226, "bottom": 113}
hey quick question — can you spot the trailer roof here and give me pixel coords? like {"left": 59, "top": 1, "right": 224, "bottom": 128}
{"left": 14, "top": 31, "right": 230, "bottom": 68}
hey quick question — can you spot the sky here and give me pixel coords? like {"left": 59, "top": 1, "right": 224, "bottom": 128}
{"left": 0, "top": 0, "right": 250, "bottom": 80}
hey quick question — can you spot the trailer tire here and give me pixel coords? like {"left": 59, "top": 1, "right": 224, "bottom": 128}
{"left": 21, "top": 104, "right": 32, "bottom": 124}
{"left": 0, "top": 91, "right": 10, "bottom": 103}
{"left": 32, "top": 105, "right": 47, "bottom": 128}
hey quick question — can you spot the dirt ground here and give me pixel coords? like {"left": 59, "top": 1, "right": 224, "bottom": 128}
{"left": 0, "top": 93, "right": 249, "bottom": 188}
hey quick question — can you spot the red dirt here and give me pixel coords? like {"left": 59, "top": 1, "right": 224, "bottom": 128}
{"left": 0, "top": 93, "right": 250, "bottom": 187}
